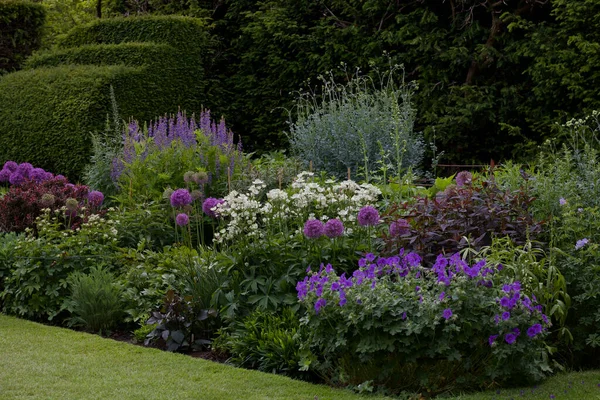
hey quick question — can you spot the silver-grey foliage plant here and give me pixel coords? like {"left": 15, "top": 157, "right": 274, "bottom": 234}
{"left": 287, "top": 64, "right": 424, "bottom": 182}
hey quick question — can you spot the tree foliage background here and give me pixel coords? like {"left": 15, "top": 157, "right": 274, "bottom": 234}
{"left": 33, "top": 0, "right": 600, "bottom": 165}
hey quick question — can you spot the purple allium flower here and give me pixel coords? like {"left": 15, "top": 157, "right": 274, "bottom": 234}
{"left": 55, "top": 174, "right": 66, "bottom": 181}
{"left": 456, "top": 171, "right": 473, "bottom": 186}
{"left": 303, "top": 219, "right": 324, "bottom": 239}
{"left": 16, "top": 162, "right": 33, "bottom": 178}
{"left": 559, "top": 197, "right": 567, "bottom": 206}
{"left": 357, "top": 205, "right": 380, "bottom": 227}
{"left": 502, "top": 311, "right": 511, "bottom": 321}
{"left": 575, "top": 238, "right": 589, "bottom": 250}
{"left": 183, "top": 171, "right": 195, "bottom": 184}
{"left": 389, "top": 219, "right": 411, "bottom": 236}
{"left": 442, "top": 308, "right": 453, "bottom": 320}
{"left": 65, "top": 198, "right": 79, "bottom": 211}
{"left": 0, "top": 168, "right": 10, "bottom": 182}
{"left": 489, "top": 334, "right": 498, "bottom": 346}
{"left": 505, "top": 332, "right": 517, "bottom": 344}
{"left": 30, "top": 168, "right": 47, "bottom": 183}
{"left": 176, "top": 213, "right": 190, "bottom": 226}
{"left": 191, "top": 190, "right": 203, "bottom": 201}
{"left": 324, "top": 218, "right": 344, "bottom": 238}
{"left": 202, "top": 197, "right": 223, "bottom": 218}
{"left": 88, "top": 190, "right": 104, "bottom": 207}
{"left": 2, "top": 161, "right": 18, "bottom": 172}
{"left": 170, "top": 189, "right": 193, "bottom": 208}
{"left": 192, "top": 171, "right": 209, "bottom": 185}
{"left": 9, "top": 172, "right": 25, "bottom": 185}
{"left": 314, "top": 298, "right": 327, "bottom": 314}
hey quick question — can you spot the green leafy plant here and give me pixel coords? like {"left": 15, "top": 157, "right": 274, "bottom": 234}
{"left": 65, "top": 267, "right": 124, "bottom": 334}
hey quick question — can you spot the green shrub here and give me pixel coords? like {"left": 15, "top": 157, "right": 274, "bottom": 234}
{"left": 0, "top": 15, "right": 213, "bottom": 180}
{"left": 216, "top": 308, "right": 306, "bottom": 377}
{"left": 66, "top": 267, "right": 124, "bottom": 334}
{"left": 288, "top": 68, "right": 423, "bottom": 181}
{"left": 0, "top": 209, "right": 120, "bottom": 322}
{"left": 0, "top": 0, "right": 45, "bottom": 73}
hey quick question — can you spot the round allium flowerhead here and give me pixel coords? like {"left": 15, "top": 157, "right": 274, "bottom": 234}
{"left": 324, "top": 218, "right": 344, "bottom": 238}
{"left": 192, "top": 171, "right": 209, "bottom": 185}
{"left": 44, "top": 172, "right": 54, "bottom": 181}
{"left": 40, "top": 193, "right": 56, "bottom": 207}
{"left": 170, "top": 188, "right": 193, "bottom": 208}
{"left": 456, "top": 171, "right": 472, "bottom": 187}
{"left": 303, "top": 219, "right": 324, "bottom": 239}
{"left": 55, "top": 174, "right": 66, "bottom": 181}
{"left": 88, "top": 190, "right": 104, "bottom": 207}
{"left": 9, "top": 172, "right": 25, "bottom": 186}
{"left": 0, "top": 168, "right": 11, "bottom": 182}
{"left": 191, "top": 190, "right": 203, "bottom": 201}
{"left": 176, "top": 213, "right": 190, "bottom": 226}
{"left": 202, "top": 197, "right": 223, "bottom": 218}
{"left": 389, "top": 219, "right": 410, "bottom": 236}
{"left": 31, "top": 168, "right": 48, "bottom": 183}
{"left": 357, "top": 205, "right": 380, "bottom": 227}
{"left": 183, "top": 171, "right": 195, "bottom": 184}
{"left": 16, "top": 162, "right": 33, "bottom": 178}
{"left": 65, "top": 198, "right": 79, "bottom": 211}
{"left": 2, "top": 161, "right": 18, "bottom": 173}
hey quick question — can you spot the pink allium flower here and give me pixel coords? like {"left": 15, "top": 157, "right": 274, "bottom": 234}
{"left": 303, "top": 219, "right": 324, "bottom": 239}
{"left": 170, "top": 189, "right": 193, "bottom": 208}
{"left": 357, "top": 206, "right": 380, "bottom": 227}
{"left": 176, "top": 213, "right": 190, "bottom": 226}
{"left": 324, "top": 218, "right": 344, "bottom": 238}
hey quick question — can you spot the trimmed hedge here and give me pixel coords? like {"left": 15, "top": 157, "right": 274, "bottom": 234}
{"left": 0, "top": 0, "right": 45, "bottom": 73}
{"left": 0, "top": 15, "right": 213, "bottom": 179}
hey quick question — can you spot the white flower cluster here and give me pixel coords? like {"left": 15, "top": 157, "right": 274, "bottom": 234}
{"left": 213, "top": 172, "right": 381, "bottom": 244}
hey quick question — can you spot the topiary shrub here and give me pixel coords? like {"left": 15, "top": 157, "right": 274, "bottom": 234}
{"left": 0, "top": 15, "right": 213, "bottom": 179}
{"left": 0, "top": 0, "right": 45, "bottom": 74}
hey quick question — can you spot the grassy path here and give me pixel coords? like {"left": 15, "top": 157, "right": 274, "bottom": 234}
{"left": 1, "top": 314, "right": 599, "bottom": 399}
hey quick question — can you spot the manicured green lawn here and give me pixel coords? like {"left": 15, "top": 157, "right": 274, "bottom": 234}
{"left": 1, "top": 314, "right": 599, "bottom": 400}
{"left": 0, "top": 314, "right": 383, "bottom": 400}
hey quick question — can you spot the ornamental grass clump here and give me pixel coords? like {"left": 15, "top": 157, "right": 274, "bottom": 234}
{"left": 297, "top": 251, "right": 551, "bottom": 395}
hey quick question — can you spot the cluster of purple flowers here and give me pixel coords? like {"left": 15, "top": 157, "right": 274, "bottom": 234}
{"left": 432, "top": 253, "right": 494, "bottom": 286}
{"left": 0, "top": 161, "right": 59, "bottom": 186}
{"left": 303, "top": 218, "right": 346, "bottom": 239}
{"left": 488, "top": 281, "right": 549, "bottom": 346}
{"left": 170, "top": 189, "right": 193, "bottom": 208}
{"left": 297, "top": 250, "right": 422, "bottom": 314}
{"left": 202, "top": 197, "right": 224, "bottom": 218}
{"left": 111, "top": 110, "right": 243, "bottom": 183}
{"left": 87, "top": 190, "right": 104, "bottom": 208}
{"left": 357, "top": 205, "right": 380, "bottom": 227}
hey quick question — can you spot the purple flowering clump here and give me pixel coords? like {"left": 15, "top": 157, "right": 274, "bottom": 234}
{"left": 170, "top": 189, "right": 193, "bottom": 208}
{"left": 88, "top": 190, "right": 104, "bottom": 207}
{"left": 9, "top": 172, "right": 25, "bottom": 186}
{"left": 575, "top": 238, "right": 589, "bottom": 250}
{"left": 16, "top": 163, "right": 33, "bottom": 178}
{"left": 304, "top": 219, "right": 324, "bottom": 239}
{"left": 357, "top": 205, "right": 380, "bottom": 227}
{"left": 456, "top": 171, "right": 473, "bottom": 187}
{"left": 30, "top": 168, "right": 47, "bottom": 183}
{"left": 314, "top": 298, "right": 327, "bottom": 314}
{"left": 442, "top": 308, "right": 453, "bottom": 320}
{"left": 202, "top": 197, "right": 223, "bottom": 218}
{"left": 324, "top": 218, "right": 344, "bottom": 238}
{"left": 389, "top": 218, "right": 411, "bottom": 236}
{"left": 505, "top": 332, "right": 517, "bottom": 344}
{"left": 2, "top": 161, "right": 18, "bottom": 172}
{"left": 0, "top": 168, "right": 11, "bottom": 182}
{"left": 176, "top": 213, "right": 190, "bottom": 226}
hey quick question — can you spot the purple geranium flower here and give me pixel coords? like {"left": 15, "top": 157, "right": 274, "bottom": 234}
{"left": 442, "top": 308, "right": 453, "bottom": 320}
{"left": 303, "top": 219, "right": 324, "bottom": 239}
{"left": 559, "top": 197, "right": 567, "bottom": 206}
{"left": 489, "top": 334, "right": 498, "bottom": 346}
{"left": 502, "top": 311, "right": 510, "bottom": 321}
{"left": 314, "top": 298, "right": 327, "bottom": 314}
{"left": 575, "top": 238, "right": 589, "bottom": 250}
{"left": 88, "top": 190, "right": 104, "bottom": 207}
{"left": 324, "top": 218, "right": 344, "bottom": 238}
{"left": 176, "top": 213, "right": 190, "bottom": 226}
{"left": 357, "top": 205, "right": 380, "bottom": 227}
{"left": 505, "top": 332, "right": 517, "bottom": 344}
{"left": 170, "top": 189, "right": 193, "bottom": 208}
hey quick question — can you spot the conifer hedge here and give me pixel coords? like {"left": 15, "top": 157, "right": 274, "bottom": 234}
{"left": 0, "top": 0, "right": 45, "bottom": 73}
{"left": 0, "top": 16, "right": 213, "bottom": 179}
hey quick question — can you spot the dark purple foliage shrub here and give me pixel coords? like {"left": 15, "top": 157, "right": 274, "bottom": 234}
{"left": 384, "top": 175, "right": 543, "bottom": 263}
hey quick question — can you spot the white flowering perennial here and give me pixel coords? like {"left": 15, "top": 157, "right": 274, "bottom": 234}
{"left": 212, "top": 172, "right": 381, "bottom": 244}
